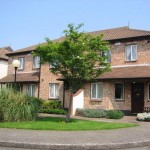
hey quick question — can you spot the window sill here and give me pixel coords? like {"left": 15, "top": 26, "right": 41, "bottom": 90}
{"left": 115, "top": 99, "right": 124, "bottom": 101}
{"left": 90, "top": 99, "right": 102, "bottom": 102}
{"left": 32, "top": 68, "right": 40, "bottom": 70}
{"left": 125, "top": 60, "right": 137, "bottom": 62}
{"left": 48, "top": 98, "right": 59, "bottom": 100}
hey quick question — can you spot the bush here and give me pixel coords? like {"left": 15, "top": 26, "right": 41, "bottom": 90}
{"left": 137, "top": 113, "right": 150, "bottom": 121}
{"left": 0, "top": 88, "right": 41, "bottom": 122}
{"left": 41, "top": 100, "right": 61, "bottom": 110}
{"left": 76, "top": 109, "right": 124, "bottom": 119}
{"left": 76, "top": 109, "right": 107, "bottom": 118}
{"left": 40, "top": 108, "right": 67, "bottom": 115}
{"left": 106, "top": 110, "right": 124, "bottom": 119}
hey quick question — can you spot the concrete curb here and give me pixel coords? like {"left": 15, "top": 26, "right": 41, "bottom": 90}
{"left": 0, "top": 140, "right": 150, "bottom": 150}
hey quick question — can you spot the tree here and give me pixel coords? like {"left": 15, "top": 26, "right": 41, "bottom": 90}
{"left": 34, "top": 24, "right": 111, "bottom": 122}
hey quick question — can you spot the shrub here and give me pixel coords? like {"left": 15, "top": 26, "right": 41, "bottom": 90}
{"left": 106, "top": 110, "right": 124, "bottom": 119}
{"left": 40, "top": 108, "right": 67, "bottom": 115}
{"left": 137, "top": 113, "right": 150, "bottom": 121}
{"left": 41, "top": 100, "right": 61, "bottom": 110}
{"left": 76, "top": 109, "right": 107, "bottom": 118}
{"left": 0, "top": 88, "right": 41, "bottom": 122}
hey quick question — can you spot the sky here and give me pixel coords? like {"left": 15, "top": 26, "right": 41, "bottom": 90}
{"left": 0, "top": 0, "right": 150, "bottom": 51}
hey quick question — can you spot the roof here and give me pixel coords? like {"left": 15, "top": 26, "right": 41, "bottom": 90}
{"left": 0, "top": 46, "right": 13, "bottom": 54}
{"left": 0, "top": 72, "right": 39, "bottom": 83}
{"left": 7, "top": 27, "right": 150, "bottom": 55}
{"left": 7, "top": 37, "right": 64, "bottom": 55}
{"left": 97, "top": 65, "right": 150, "bottom": 80}
{"left": 0, "top": 46, "right": 13, "bottom": 60}
{"left": 0, "top": 54, "right": 8, "bottom": 60}
{"left": 89, "top": 26, "right": 150, "bottom": 41}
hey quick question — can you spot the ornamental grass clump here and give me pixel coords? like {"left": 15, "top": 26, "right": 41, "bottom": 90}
{"left": 0, "top": 88, "right": 41, "bottom": 122}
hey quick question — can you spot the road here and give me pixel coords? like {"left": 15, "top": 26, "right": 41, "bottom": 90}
{"left": 0, "top": 146, "right": 150, "bottom": 150}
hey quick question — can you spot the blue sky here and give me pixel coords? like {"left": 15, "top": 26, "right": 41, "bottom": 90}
{"left": 0, "top": 0, "right": 150, "bottom": 50}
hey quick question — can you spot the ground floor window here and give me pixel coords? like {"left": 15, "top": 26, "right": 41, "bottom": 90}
{"left": 49, "top": 83, "right": 59, "bottom": 99}
{"left": 91, "top": 82, "right": 103, "bottom": 99}
{"left": 28, "top": 84, "right": 35, "bottom": 97}
{"left": 115, "top": 82, "right": 124, "bottom": 100}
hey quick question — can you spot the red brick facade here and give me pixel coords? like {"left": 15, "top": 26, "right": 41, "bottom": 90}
{"left": 84, "top": 38, "right": 150, "bottom": 114}
{"left": 2, "top": 27, "right": 150, "bottom": 114}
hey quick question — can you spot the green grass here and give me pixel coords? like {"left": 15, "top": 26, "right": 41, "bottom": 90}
{"left": 0, "top": 117, "right": 138, "bottom": 131}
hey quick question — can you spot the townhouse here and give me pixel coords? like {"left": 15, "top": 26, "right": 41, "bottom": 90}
{"left": 0, "top": 26, "right": 150, "bottom": 114}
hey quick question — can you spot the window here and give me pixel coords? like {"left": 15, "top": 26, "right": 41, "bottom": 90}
{"left": 115, "top": 83, "right": 124, "bottom": 100}
{"left": 18, "top": 58, "right": 24, "bottom": 70}
{"left": 49, "top": 83, "right": 59, "bottom": 99}
{"left": 148, "top": 83, "right": 150, "bottom": 100}
{"left": 91, "top": 82, "right": 103, "bottom": 99}
{"left": 33, "top": 56, "right": 40, "bottom": 69}
{"left": 104, "top": 51, "right": 111, "bottom": 63}
{"left": 101, "top": 51, "right": 111, "bottom": 63}
{"left": 28, "top": 84, "right": 35, "bottom": 97}
{"left": 125, "top": 45, "right": 137, "bottom": 61}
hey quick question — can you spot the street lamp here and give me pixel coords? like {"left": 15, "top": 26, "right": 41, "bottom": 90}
{"left": 12, "top": 60, "right": 20, "bottom": 85}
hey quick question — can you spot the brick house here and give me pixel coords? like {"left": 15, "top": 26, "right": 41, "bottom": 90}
{"left": 0, "top": 27, "right": 150, "bottom": 114}
{"left": 0, "top": 46, "right": 13, "bottom": 90}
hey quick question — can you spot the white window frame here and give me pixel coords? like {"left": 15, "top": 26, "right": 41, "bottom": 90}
{"left": 115, "top": 82, "right": 124, "bottom": 100}
{"left": 91, "top": 82, "right": 103, "bottom": 99}
{"left": 49, "top": 83, "right": 59, "bottom": 99}
{"left": 33, "top": 56, "right": 40, "bottom": 69}
{"left": 125, "top": 45, "right": 137, "bottom": 61}
{"left": 18, "top": 57, "right": 24, "bottom": 70}
{"left": 28, "top": 84, "right": 35, "bottom": 97}
{"left": 148, "top": 82, "right": 150, "bottom": 101}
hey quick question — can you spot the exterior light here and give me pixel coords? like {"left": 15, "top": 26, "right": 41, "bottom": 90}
{"left": 12, "top": 60, "right": 20, "bottom": 86}
{"left": 12, "top": 60, "right": 20, "bottom": 68}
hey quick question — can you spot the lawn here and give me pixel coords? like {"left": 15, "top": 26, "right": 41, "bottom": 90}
{"left": 0, "top": 117, "right": 138, "bottom": 131}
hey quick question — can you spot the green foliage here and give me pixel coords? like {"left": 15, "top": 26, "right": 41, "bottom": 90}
{"left": 40, "top": 109, "right": 67, "bottom": 115}
{"left": 41, "top": 100, "right": 61, "bottom": 109}
{"left": 106, "top": 110, "right": 124, "bottom": 119}
{"left": 76, "top": 109, "right": 124, "bottom": 119}
{"left": 0, "top": 88, "right": 41, "bottom": 122}
{"left": 76, "top": 109, "right": 107, "bottom": 118}
{"left": 34, "top": 23, "right": 111, "bottom": 92}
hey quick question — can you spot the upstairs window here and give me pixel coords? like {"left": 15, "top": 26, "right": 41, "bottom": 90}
{"left": 91, "top": 82, "right": 103, "bottom": 99}
{"left": 104, "top": 51, "right": 111, "bottom": 63}
{"left": 49, "top": 83, "right": 59, "bottom": 99}
{"left": 125, "top": 45, "right": 137, "bottom": 61}
{"left": 18, "top": 57, "right": 24, "bottom": 70}
{"left": 33, "top": 56, "right": 40, "bottom": 69}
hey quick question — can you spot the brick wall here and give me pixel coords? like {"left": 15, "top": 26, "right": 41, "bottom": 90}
{"left": 8, "top": 53, "right": 38, "bottom": 74}
{"left": 111, "top": 39, "right": 150, "bottom": 66}
{"left": 39, "top": 63, "right": 64, "bottom": 105}
{"left": 84, "top": 81, "right": 131, "bottom": 111}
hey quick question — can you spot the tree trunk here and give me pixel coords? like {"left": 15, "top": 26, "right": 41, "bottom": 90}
{"left": 65, "top": 90, "right": 73, "bottom": 122}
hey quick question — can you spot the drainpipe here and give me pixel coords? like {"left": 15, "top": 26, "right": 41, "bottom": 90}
{"left": 63, "top": 81, "right": 66, "bottom": 108}
{"left": 38, "top": 64, "right": 41, "bottom": 98}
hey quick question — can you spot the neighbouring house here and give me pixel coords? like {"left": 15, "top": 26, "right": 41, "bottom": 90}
{"left": 0, "top": 46, "right": 13, "bottom": 88}
{"left": 0, "top": 27, "right": 150, "bottom": 115}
